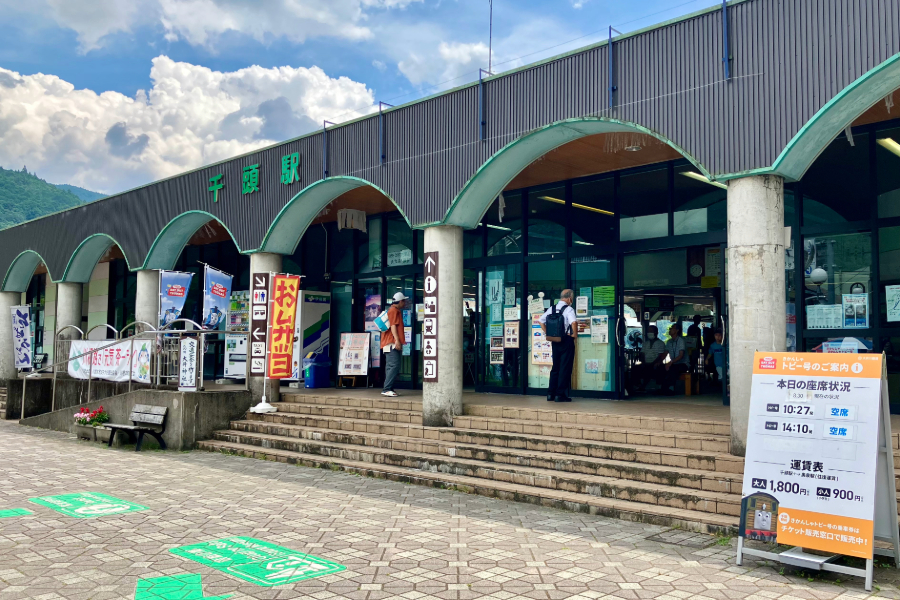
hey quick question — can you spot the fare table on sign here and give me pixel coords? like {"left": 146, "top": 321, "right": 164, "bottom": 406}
{"left": 737, "top": 352, "right": 899, "bottom": 591}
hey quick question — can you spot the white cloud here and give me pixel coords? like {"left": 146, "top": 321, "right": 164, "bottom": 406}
{"left": 398, "top": 41, "right": 489, "bottom": 87}
{"left": 0, "top": 57, "right": 375, "bottom": 193}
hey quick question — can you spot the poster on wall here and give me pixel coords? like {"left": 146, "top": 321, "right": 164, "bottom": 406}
{"left": 842, "top": 294, "right": 868, "bottom": 329}
{"left": 807, "top": 304, "right": 842, "bottom": 329}
{"left": 528, "top": 296, "right": 544, "bottom": 316}
{"left": 490, "top": 349, "right": 505, "bottom": 364}
{"left": 338, "top": 333, "right": 370, "bottom": 376}
{"left": 503, "top": 306, "right": 520, "bottom": 321}
{"left": 705, "top": 247, "right": 722, "bottom": 277}
{"left": 738, "top": 352, "right": 890, "bottom": 561}
{"left": 490, "top": 336, "right": 504, "bottom": 350}
{"left": 159, "top": 271, "right": 194, "bottom": 328}
{"left": 178, "top": 337, "right": 198, "bottom": 391}
{"left": 584, "top": 359, "right": 600, "bottom": 374}
{"left": 10, "top": 306, "right": 31, "bottom": 369}
{"left": 504, "top": 287, "right": 516, "bottom": 306}
{"left": 504, "top": 322, "right": 519, "bottom": 348}
{"left": 590, "top": 315, "right": 608, "bottom": 344}
{"left": 489, "top": 323, "right": 503, "bottom": 337}
{"left": 224, "top": 334, "right": 247, "bottom": 378}
{"left": 575, "top": 318, "right": 590, "bottom": 336}
{"left": 67, "top": 339, "right": 153, "bottom": 383}
{"left": 202, "top": 265, "right": 233, "bottom": 330}
{"left": 592, "top": 286, "right": 615, "bottom": 307}
{"left": 887, "top": 285, "right": 900, "bottom": 322}
{"left": 290, "top": 291, "right": 331, "bottom": 380}
{"left": 487, "top": 278, "right": 503, "bottom": 305}
{"left": 266, "top": 274, "right": 301, "bottom": 379}
{"left": 575, "top": 296, "right": 589, "bottom": 317}
{"left": 531, "top": 315, "right": 553, "bottom": 365}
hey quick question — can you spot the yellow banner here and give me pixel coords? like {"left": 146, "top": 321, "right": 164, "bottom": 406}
{"left": 267, "top": 274, "right": 300, "bottom": 379}
{"left": 776, "top": 506, "right": 874, "bottom": 559}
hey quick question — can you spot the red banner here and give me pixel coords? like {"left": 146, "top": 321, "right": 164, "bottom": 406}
{"left": 267, "top": 274, "right": 301, "bottom": 379}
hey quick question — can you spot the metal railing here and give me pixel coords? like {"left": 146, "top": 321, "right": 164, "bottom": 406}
{"left": 21, "top": 321, "right": 251, "bottom": 421}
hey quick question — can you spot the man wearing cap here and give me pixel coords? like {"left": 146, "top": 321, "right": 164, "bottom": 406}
{"left": 381, "top": 291, "right": 408, "bottom": 397}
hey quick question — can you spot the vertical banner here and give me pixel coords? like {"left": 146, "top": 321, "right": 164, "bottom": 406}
{"left": 422, "top": 251, "right": 439, "bottom": 382}
{"left": 202, "top": 265, "right": 233, "bottom": 330}
{"left": 178, "top": 338, "right": 198, "bottom": 391}
{"left": 249, "top": 273, "right": 270, "bottom": 377}
{"left": 267, "top": 274, "right": 301, "bottom": 379}
{"left": 740, "top": 352, "right": 884, "bottom": 558}
{"left": 10, "top": 306, "right": 31, "bottom": 369}
{"left": 159, "top": 271, "right": 194, "bottom": 328}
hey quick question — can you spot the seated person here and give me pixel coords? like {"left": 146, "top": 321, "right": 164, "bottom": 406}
{"left": 662, "top": 324, "right": 691, "bottom": 394}
{"left": 631, "top": 325, "right": 667, "bottom": 392}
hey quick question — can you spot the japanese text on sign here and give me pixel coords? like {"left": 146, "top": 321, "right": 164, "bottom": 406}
{"left": 422, "top": 252, "right": 438, "bottom": 382}
{"left": 267, "top": 274, "right": 300, "bottom": 379}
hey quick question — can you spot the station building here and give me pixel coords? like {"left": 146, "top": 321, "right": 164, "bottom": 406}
{"left": 1, "top": 0, "right": 899, "bottom": 455}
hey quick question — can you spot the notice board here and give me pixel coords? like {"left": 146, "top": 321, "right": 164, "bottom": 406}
{"left": 338, "top": 333, "right": 370, "bottom": 377}
{"left": 738, "top": 351, "right": 899, "bottom": 580}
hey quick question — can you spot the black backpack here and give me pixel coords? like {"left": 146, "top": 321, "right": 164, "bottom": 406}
{"left": 545, "top": 304, "right": 572, "bottom": 342}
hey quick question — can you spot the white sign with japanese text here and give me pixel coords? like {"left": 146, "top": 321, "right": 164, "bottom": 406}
{"left": 68, "top": 340, "right": 153, "bottom": 383}
{"left": 179, "top": 338, "right": 198, "bottom": 391}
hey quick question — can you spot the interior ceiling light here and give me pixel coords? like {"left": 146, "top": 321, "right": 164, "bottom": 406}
{"left": 625, "top": 145, "right": 642, "bottom": 152}
{"left": 485, "top": 223, "right": 511, "bottom": 231}
{"left": 680, "top": 171, "right": 728, "bottom": 190}
{"left": 574, "top": 240, "right": 595, "bottom": 246}
{"left": 538, "top": 196, "right": 614, "bottom": 216}
{"left": 877, "top": 138, "right": 900, "bottom": 158}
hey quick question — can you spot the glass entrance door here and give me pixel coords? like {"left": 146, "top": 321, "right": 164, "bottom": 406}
{"left": 570, "top": 255, "right": 618, "bottom": 397}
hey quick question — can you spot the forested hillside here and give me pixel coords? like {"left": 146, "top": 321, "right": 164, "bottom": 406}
{"left": 0, "top": 167, "right": 87, "bottom": 229}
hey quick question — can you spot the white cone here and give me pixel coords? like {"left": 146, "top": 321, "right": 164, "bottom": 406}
{"left": 249, "top": 394, "right": 278, "bottom": 414}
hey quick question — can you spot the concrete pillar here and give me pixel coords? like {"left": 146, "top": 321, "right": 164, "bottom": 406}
{"left": 727, "top": 175, "right": 786, "bottom": 456}
{"left": 56, "top": 282, "right": 84, "bottom": 340}
{"left": 422, "top": 225, "right": 463, "bottom": 427}
{"left": 0, "top": 291, "right": 22, "bottom": 380}
{"left": 135, "top": 269, "right": 160, "bottom": 332}
{"left": 250, "top": 252, "right": 283, "bottom": 404}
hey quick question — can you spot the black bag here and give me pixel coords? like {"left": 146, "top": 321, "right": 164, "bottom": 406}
{"left": 545, "top": 304, "right": 572, "bottom": 342}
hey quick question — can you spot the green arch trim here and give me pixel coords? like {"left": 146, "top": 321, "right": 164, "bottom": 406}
{"left": 718, "top": 52, "right": 900, "bottom": 182}
{"left": 441, "top": 117, "right": 711, "bottom": 229}
{"left": 258, "top": 176, "right": 409, "bottom": 255}
{"left": 142, "top": 211, "right": 242, "bottom": 270}
{"left": 2, "top": 250, "right": 51, "bottom": 293}
{"left": 60, "top": 233, "right": 132, "bottom": 283}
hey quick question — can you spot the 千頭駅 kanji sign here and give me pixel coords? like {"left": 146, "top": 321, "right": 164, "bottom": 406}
{"left": 267, "top": 274, "right": 300, "bottom": 378}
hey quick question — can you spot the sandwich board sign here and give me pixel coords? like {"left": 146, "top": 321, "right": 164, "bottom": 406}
{"left": 737, "top": 351, "right": 899, "bottom": 590}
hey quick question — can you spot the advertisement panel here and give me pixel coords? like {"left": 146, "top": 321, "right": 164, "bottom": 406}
{"left": 224, "top": 334, "right": 247, "bottom": 378}
{"left": 68, "top": 340, "right": 153, "bottom": 383}
{"left": 159, "top": 271, "right": 194, "bottom": 328}
{"left": 10, "top": 306, "right": 31, "bottom": 369}
{"left": 202, "top": 265, "right": 233, "bottom": 330}
{"left": 290, "top": 291, "right": 331, "bottom": 380}
{"left": 740, "top": 352, "right": 885, "bottom": 559}
{"left": 338, "top": 333, "right": 370, "bottom": 376}
{"left": 266, "top": 274, "right": 300, "bottom": 379}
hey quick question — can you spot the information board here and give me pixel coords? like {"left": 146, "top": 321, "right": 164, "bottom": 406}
{"left": 249, "top": 273, "right": 270, "bottom": 377}
{"left": 737, "top": 351, "right": 899, "bottom": 589}
{"left": 423, "top": 251, "right": 439, "bottom": 381}
{"left": 338, "top": 333, "right": 370, "bottom": 376}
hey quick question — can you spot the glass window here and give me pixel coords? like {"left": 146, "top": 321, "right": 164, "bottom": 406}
{"left": 571, "top": 257, "right": 616, "bottom": 392}
{"left": 805, "top": 336, "right": 873, "bottom": 354}
{"left": 485, "top": 192, "right": 523, "bottom": 256}
{"left": 301, "top": 224, "right": 327, "bottom": 288}
{"left": 358, "top": 216, "right": 383, "bottom": 273}
{"left": 571, "top": 178, "right": 615, "bottom": 247}
{"left": 527, "top": 260, "right": 565, "bottom": 390}
{"left": 802, "top": 131, "right": 871, "bottom": 225}
{"left": 619, "top": 167, "right": 669, "bottom": 241}
{"left": 462, "top": 268, "right": 479, "bottom": 386}
{"left": 802, "top": 232, "right": 872, "bottom": 330}
{"left": 330, "top": 223, "right": 354, "bottom": 274}
{"left": 386, "top": 275, "right": 415, "bottom": 383}
{"left": 329, "top": 279, "right": 353, "bottom": 382}
{"left": 877, "top": 127, "right": 900, "bottom": 218}
{"left": 879, "top": 226, "right": 900, "bottom": 327}
{"left": 464, "top": 226, "right": 484, "bottom": 259}
{"left": 673, "top": 164, "right": 726, "bottom": 235}
{"left": 881, "top": 337, "right": 900, "bottom": 412}
{"left": 484, "top": 263, "right": 522, "bottom": 389}
{"left": 356, "top": 278, "right": 383, "bottom": 372}
{"left": 528, "top": 186, "right": 566, "bottom": 256}
{"left": 385, "top": 214, "right": 414, "bottom": 269}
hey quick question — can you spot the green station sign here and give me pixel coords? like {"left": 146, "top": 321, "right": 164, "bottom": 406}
{"left": 29, "top": 492, "right": 149, "bottom": 518}
{"left": 170, "top": 537, "right": 345, "bottom": 587}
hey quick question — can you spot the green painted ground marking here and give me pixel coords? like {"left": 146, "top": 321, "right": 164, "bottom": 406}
{"left": 170, "top": 537, "right": 346, "bottom": 587}
{"left": 135, "top": 573, "right": 232, "bottom": 600}
{"left": 29, "top": 492, "right": 148, "bottom": 518}
{"left": 0, "top": 508, "right": 33, "bottom": 518}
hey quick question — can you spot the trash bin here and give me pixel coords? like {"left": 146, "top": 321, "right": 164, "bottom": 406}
{"left": 303, "top": 351, "right": 331, "bottom": 388}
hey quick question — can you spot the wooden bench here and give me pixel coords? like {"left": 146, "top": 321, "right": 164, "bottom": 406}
{"left": 679, "top": 372, "right": 699, "bottom": 396}
{"left": 105, "top": 404, "right": 168, "bottom": 451}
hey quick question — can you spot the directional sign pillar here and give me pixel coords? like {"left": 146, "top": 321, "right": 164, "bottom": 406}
{"left": 422, "top": 225, "right": 463, "bottom": 426}
{"left": 248, "top": 252, "right": 282, "bottom": 406}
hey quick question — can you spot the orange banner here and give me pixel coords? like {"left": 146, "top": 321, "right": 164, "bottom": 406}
{"left": 267, "top": 274, "right": 300, "bottom": 379}
{"left": 752, "top": 351, "right": 882, "bottom": 379}
{"left": 776, "top": 506, "right": 874, "bottom": 559}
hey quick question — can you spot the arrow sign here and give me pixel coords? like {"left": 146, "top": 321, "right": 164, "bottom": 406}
{"left": 134, "top": 574, "right": 231, "bottom": 600}
{"left": 252, "top": 327, "right": 266, "bottom": 341}
{"left": 255, "top": 276, "right": 265, "bottom": 287}
{"left": 424, "top": 256, "right": 436, "bottom": 273}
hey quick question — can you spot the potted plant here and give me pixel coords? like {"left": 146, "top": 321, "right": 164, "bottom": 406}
{"left": 74, "top": 409, "right": 96, "bottom": 441}
{"left": 92, "top": 407, "right": 111, "bottom": 443}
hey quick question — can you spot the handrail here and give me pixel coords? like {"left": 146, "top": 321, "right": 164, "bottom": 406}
{"left": 161, "top": 318, "right": 204, "bottom": 331}
{"left": 119, "top": 321, "right": 157, "bottom": 339}
{"left": 87, "top": 324, "right": 119, "bottom": 339}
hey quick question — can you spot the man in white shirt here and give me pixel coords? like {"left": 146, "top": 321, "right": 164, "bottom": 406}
{"left": 539, "top": 289, "right": 577, "bottom": 402}
{"left": 631, "top": 325, "right": 667, "bottom": 392}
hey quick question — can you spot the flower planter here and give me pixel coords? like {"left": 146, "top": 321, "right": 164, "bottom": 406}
{"left": 75, "top": 424, "right": 96, "bottom": 441}
{"left": 94, "top": 426, "right": 111, "bottom": 444}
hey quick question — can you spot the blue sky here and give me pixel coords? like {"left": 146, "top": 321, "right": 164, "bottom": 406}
{"left": 0, "top": 0, "right": 717, "bottom": 193}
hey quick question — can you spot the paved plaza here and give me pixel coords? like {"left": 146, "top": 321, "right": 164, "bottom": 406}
{"left": 0, "top": 419, "right": 898, "bottom": 600}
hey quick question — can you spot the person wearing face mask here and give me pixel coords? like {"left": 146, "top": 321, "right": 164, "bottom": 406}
{"left": 631, "top": 325, "right": 667, "bottom": 392}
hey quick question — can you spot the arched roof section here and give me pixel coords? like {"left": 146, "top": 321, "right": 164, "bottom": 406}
{"left": 142, "top": 211, "right": 242, "bottom": 271}
{"left": 60, "top": 233, "right": 130, "bottom": 283}
{"left": 2, "top": 250, "right": 50, "bottom": 293}
{"left": 259, "top": 177, "right": 408, "bottom": 255}
{"left": 441, "top": 117, "right": 711, "bottom": 229}
{"left": 726, "top": 51, "right": 900, "bottom": 183}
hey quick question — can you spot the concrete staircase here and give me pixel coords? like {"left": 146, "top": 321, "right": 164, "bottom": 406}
{"left": 199, "top": 395, "right": 747, "bottom": 533}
